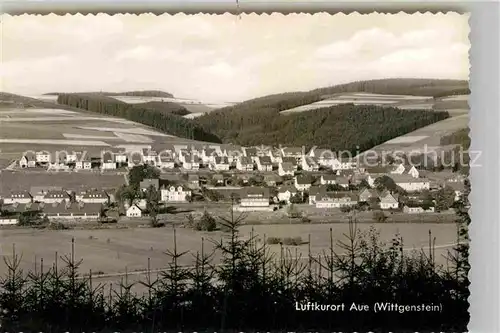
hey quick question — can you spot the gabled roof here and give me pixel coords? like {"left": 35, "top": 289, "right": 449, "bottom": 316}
{"left": 295, "top": 175, "right": 313, "bottom": 185}
{"left": 309, "top": 185, "right": 327, "bottom": 196}
{"left": 282, "top": 147, "right": 303, "bottom": 155}
{"left": 391, "top": 174, "right": 429, "bottom": 183}
{"left": 280, "top": 162, "right": 295, "bottom": 172}
{"left": 321, "top": 174, "right": 336, "bottom": 181}
{"left": 239, "top": 156, "right": 253, "bottom": 165}
{"left": 215, "top": 156, "right": 229, "bottom": 164}
{"left": 278, "top": 185, "right": 297, "bottom": 194}
{"left": 43, "top": 190, "right": 69, "bottom": 199}
{"left": 258, "top": 156, "right": 272, "bottom": 165}
{"left": 245, "top": 147, "right": 258, "bottom": 157}
{"left": 241, "top": 187, "right": 270, "bottom": 198}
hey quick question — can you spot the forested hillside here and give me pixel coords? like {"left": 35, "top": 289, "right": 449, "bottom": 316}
{"left": 46, "top": 90, "right": 174, "bottom": 98}
{"left": 198, "top": 104, "right": 449, "bottom": 153}
{"left": 57, "top": 93, "right": 221, "bottom": 143}
{"left": 131, "top": 101, "right": 190, "bottom": 116}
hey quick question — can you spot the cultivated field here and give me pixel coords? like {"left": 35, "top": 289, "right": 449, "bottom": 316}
{"left": 109, "top": 95, "right": 235, "bottom": 114}
{"left": 0, "top": 99, "right": 215, "bottom": 169}
{"left": 280, "top": 93, "right": 469, "bottom": 114}
{"left": 0, "top": 222, "right": 459, "bottom": 288}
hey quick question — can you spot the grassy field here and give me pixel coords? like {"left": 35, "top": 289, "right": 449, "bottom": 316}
{"left": 0, "top": 222, "right": 459, "bottom": 289}
{"left": 0, "top": 170, "right": 125, "bottom": 195}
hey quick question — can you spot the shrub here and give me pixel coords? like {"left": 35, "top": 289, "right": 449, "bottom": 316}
{"left": 373, "top": 210, "right": 388, "bottom": 223}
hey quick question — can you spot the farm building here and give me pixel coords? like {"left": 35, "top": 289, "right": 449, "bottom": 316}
{"left": 126, "top": 204, "right": 144, "bottom": 217}
{"left": 160, "top": 185, "right": 191, "bottom": 203}
{"left": 315, "top": 192, "right": 358, "bottom": 209}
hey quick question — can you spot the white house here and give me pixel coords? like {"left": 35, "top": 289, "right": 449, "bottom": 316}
{"left": 294, "top": 175, "right": 313, "bottom": 191}
{"left": 182, "top": 154, "right": 200, "bottom": 170}
{"left": 308, "top": 148, "right": 337, "bottom": 167}
{"left": 359, "top": 188, "right": 379, "bottom": 202}
{"left": 3, "top": 191, "right": 33, "bottom": 204}
{"left": 80, "top": 189, "right": 109, "bottom": 204}
{"left": 101, "top": 152, "right": 117, "bottom": 170}
{"left": 277, "top": 185, "right": 298, "bottom": 204}
{"left": 75, "top": 154, "right": 92, "bottom": 170}
{"left": 256, "top": 156, "right": 273, "bottom": 172}
{"left": 211, "top": 157, "right": 230, "bottom": 171}
{"left": 202, "top": 148, "right": 218, "bottom": 165}
{"left": 244, "top": 147, "right": 259, "bottom": 163}
{"left": 115, "top": 151, "right": 128, "bottom": 165}
{"left": 140, "top": 149, "right": 157, "bottom": 166}
{"left": 161, "top": 186, "right": 192, "bottom": 203}
{"left": 391, "top": 164, "right": 420, "bottom": 178}
{"left": 391, "top": 174, "right": 430, "bottom": 192}
{"left": 157, "top": 155, "right": 175, "bottom": 169}
{"left": 48, "top": 154, "right": 70, "bottom": 170}
{"left": 126, "top": 204, "right": 143, "bottom": 217}
{"left": 403, "top": 205, "right": 435, "bottom": 214}
{"left": 236, "top": 187, "right": 271, "bottom": 211}
{"left": 315, "top": 193, "right": 358, "bottom": 209}
{"left": 35, "top": 151, "right": 51, "bottom": 164}
{"left": 41, "top": 190, "right": 71, "bottom": 204}
{"left": 278, "top": 162, "right": 295, "bottom": 177}
{"left": 66, "top": 152, "right": 79, "bottom": 164}
{"left": 308, "top": 186, "right": 327, "bottom": 205}
{"left": 281, "top": 147, "right": 304, "bottom": 161}
{"left": 268, "top": 149, "right": 283, "bottom": 164}
{"left": 302, "top": 157, "right": 319, "bottom": 172}
{"left": 19, "top": 152, "right": 36, "bottom": 168}
{"left": 379, "top": 192, "right": 399, "bottom": 210}
{"left": 236, "top": 156, "right": 254, "bottom": 171}
{"left": 320, "top": 174, "right": 336, "bottom": 185}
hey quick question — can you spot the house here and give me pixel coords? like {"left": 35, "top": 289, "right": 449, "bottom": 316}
{"left": 211, "top": 157, "right": 230, "bottom": 171}
{"left": 331, "top": 157, "right": 356, "bottom": 170}
{"left": 42, "top": 201, "right": 103, "bottom": 220}
{"left": 182, "top": 154, "right": 201, "bottom": 170}
{"left": 308, "top": 148, "right": 337, "bottom": 167}
{"left": 403, "top": 204, "right": 435, "bottom": 214}
{"left": 160, "top": 185, "right": 191, "bottom": 203}
{"left": 140, "top": 179, "right": 160, "bottom": 192}
{"left": 379, "top": 191, "right": 399, "bottom": 210}
{"left": 336, "top": 177, "right": 351, "bottom": 189}
{"left": 142, "top": 149, "right": 158, "bottom": 166}
{"left": 80, "top": 189, "right": 109, "bottom": 204}
{"left": 320, "top": 174, "right": 336, "bottom": 185}
{"left": 30, "top": 186, "right": 63, "bottom": 202}
{"left": 256, "top": 156, "right": 273, "bottom": 172}
{"left": 211, "top": 174, "right": 225, "bottom": 186}
{"left": 202, "top": 148, "right": 218, "bottom": 165}
{"left": 391, "top": 164, "right": 420, "bottom": 178}
{"left": 390, "top": 174, "right": 430, "bottom": 192}
{"left": 48, "top": 153, "right": 70, "bottom": 170}
{"left": 294, "top": 175, "right": 313, "bottom": 191}
{"left": 157, "top": 155, "right": 175, "bottom": 169}
{"left": 315, "top": 192, "right": 358, "bottom": 208}
{"left": 445, "top": 182, "right": 466, "bottom": 201}
{"left": 127, "top": 151, "right": 144, "bottom": 168}
{"left": 281, "top": 147, "right": 304, "bottom": 161}
{"left": 3, "top": 191, "right": 33, "bottom": 204}
{"left": 277, "top": 185, "right": 298, "bottom": 204}
{"left": 19, "top": 152, "right": 36, "bottom": 168}
{"left": 308, "top": 186, "right": 327, "bottom": 205}
{"left": 75, "top": 153, "right": 92, "bottom": 170}
{"left": 114, "top": 150, "right": 128, "bottom": 165}
{"left": 188, "top": 174, "right": 200, "bottom": 188}
{"left": 41, "top": 190, "right": 71, "bottom": 204}
{"left": 263, "top": 174, "right": 282, "bottom": 187}
{"left": 236, "top": 156, "right": 254, "bottom": 171}
{"left": 224, "top": 148, "right": 244, "bottom": 164}
{"left": 237, "top": 187, "right": 271, "bottom": 211}
{"left": 35, "top": 151, "right": 51, "bottom": 164}
{"left": 359, "top": 188, "right": 379, "bottom": 202}
{"left": 126, "top": 204, "right": 143, "bottom": 217}
{"left": 301, "top": 157, "right": 319, "bottom": 172}
{"left": 101, "top": 152, "right": 117, "bottom": 170}
{"left": 282, "top": 157, "right": 298, "bottom": 170}
{"left": 278, "top": 162, "right": 295, "bottom": 177}
{"left": 268, "top": 149, "right": 283, "bottom": 164}
{"left": 244, "top": 147, "right": 259, "bottom": 162}
{"left": 90, "top": 156, "right": 102, "bottom": 168}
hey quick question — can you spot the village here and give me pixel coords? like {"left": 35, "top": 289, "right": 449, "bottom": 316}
{"left": 0, "top": 143, "right": 467, "bottom": 226}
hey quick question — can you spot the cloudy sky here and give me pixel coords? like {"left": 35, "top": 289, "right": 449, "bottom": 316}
{"left": 1, "top": 13, "right": 470, "bottom": 102}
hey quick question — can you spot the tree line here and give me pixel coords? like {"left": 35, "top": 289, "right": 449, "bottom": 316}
{"left": 57, "top": 93, "right": 222, "bottom": 143}
{"left": 0, "top": 201, "right": 470, "bottom": 332}
{"left": 196, "top": 103, "right": 449, "bottom": 154}
{"left": 47, "top": 90, "right": 174, "bottom": 98}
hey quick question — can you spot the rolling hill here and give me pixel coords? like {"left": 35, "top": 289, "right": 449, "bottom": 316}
{"left": 194, "top": 78, "right": 468, "bottom": 152}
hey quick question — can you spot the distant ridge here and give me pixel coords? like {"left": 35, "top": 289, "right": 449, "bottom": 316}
{"left": 44, "top": 90, "right": 174, "bottom": 98}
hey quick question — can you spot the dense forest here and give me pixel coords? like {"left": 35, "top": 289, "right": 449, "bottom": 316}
{"left": 46, "top": 90, "right": 174, "bottom": 98}
{"left": 57, "top": 93, "right": 221, "bottom": 143}
{"left": 196, "top": 103, "right": 449, "bottom": 153}
{"left": 195, "top": 78, "right": 465, "bottom": 151}
{"left": 131, "top": 101, "right": 190, "bottom": 116}
{"left": 440, "top": 128, "right": 471, "bottom": 149}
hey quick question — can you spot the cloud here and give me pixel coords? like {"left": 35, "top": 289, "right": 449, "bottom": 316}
{"left": 1, "top": 13, "right": 470, "bottom": 101}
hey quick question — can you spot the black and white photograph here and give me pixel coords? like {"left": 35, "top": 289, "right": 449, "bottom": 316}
{"left": 0, "top": 12, "right": 470, "bottom": 331}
